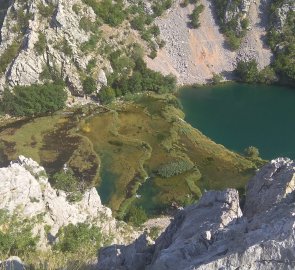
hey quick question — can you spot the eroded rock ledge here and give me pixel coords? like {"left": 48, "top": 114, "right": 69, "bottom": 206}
{"left": 97, "top": 158, "right": 295, "bottom": 270}
{"left": 0, "top": 156, "right": 137, "bottom": 249}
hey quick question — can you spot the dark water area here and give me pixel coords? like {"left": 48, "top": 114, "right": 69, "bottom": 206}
{"left": 180, "top": 83, "right": 295, "bottom": 160}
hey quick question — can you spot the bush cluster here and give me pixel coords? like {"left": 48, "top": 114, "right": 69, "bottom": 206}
{"left": 0, "top": 83, "right": 67, "bottom": 116}
{"left": 51, "top": 169, "right": 84, "bottom": 202}
{"left": 235, "top": 59, "right": 277, "bottom": 84}
{"left": 99, "top": 52, "right": 176, "bottom": 104}
{"left": 190, "top": 4, "right": 204, "bottom": 28}
{"left": 82, "top": 0, "right": 127, "bottom": 27}
{"left": 124, "top": 205, "right": 148, "bottom": 227}
{"left": 54, "top": 223, "right": 103, "bottom": 252}
{"left": 267, "top": 9, "right": 294, "bottom": 84}
{"left": 0, "top": 210, "right": 38, "bottom": 256}
{"left": 157, "top": 159, "right": 194, "bottom": 178}
{"left": 0, "top": 41, "right": 21, "bottom": 74}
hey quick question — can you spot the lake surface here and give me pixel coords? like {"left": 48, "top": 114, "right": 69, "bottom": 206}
{"left": 180, "top": 83, "right": 295, "bottom": 160}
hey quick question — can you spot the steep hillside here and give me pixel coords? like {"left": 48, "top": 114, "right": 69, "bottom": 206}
{"left": 0, "top": 156, "right": 138, "bottom": 268}
{"left": 147, "top": 0, "right": 273, "bottom": 84}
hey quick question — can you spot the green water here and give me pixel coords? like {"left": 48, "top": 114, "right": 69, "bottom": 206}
{"left": 180, "top": 83, "right": 295, "bottom": 160}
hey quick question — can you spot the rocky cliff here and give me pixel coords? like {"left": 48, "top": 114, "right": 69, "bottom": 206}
{"left": 0, "top": 156, "right": 137, "bottom": 250}
{"left": 0, "top": 0, "right": 135, "bottom": 95}
{"left": 97, "top": 157, "right": 295, "bottom": 270}
{"left": 0, "top": 0, "right": 291, "bottom": 92}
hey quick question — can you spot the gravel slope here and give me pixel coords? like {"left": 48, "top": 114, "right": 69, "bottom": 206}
{"left": 146, "top": 0, "right": 272, "bottom": 85}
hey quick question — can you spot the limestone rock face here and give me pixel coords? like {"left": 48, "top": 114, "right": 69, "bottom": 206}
{"left": 272, "top": 0, "right": 295, "bottom": 30}
{"left": 0, "top": 0, "right": 109, "bottom": 95}
{"left": 97, "top": 158, "right": 295, "bottom": 270}
{"left": 0, "top": 156, "right": 137, "bottom": 249}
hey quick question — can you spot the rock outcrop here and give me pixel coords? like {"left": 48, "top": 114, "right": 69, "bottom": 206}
{"left": 97, "top": 157, "right": 295, "bottom": 270}
{"left": 0, "top": 156, "right": 137, "bottom": 249}
{"left": 0, "top": 0, "right": 111, "bottom": 95}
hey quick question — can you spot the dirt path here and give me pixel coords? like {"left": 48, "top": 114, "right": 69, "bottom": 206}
{"left": 146, "top": 0, "right": 272, "bottom": 85}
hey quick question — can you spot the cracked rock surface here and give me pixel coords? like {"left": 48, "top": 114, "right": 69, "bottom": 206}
{"left": 97, "top": 157, "right": 295, "bottom": 270}
{"left": 0, "top": 156, "right": 138, "bottom": 249}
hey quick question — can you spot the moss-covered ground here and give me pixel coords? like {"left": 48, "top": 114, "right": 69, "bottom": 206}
{"left": 0, "top": 93, "right": 260, "bottom": 217}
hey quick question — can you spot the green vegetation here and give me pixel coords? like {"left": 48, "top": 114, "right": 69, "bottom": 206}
{"left": 152, "top": 0, "right": 172, "bottom": 17}
{"left": 83, "top": 76, "right": 97, "bottom": 95}
{"left": 189, "top": 4, "right": 204, "bottom": 28}
{"left": 124, "top": 205, "right": 148, "bottom": 226}
{"left": 148, "top": 226, "right": 161, "bottom": 240}
{"left": 213, "top": 0, "right": 248, "bottom": 50}
{"left": 244, "top": 146, "right": 260, "bottom": 159}
{"left": 267, "top": 9, "right": 294, "bottom": 84}
{"left": 0, "top": 40, "right": 21, "bottom": 74}
{"left": 211, "top": 73, "right": 223, "bottom": 84}
{"left": 60, "top": 38, "right": 73, "bottom": 56}
{"left": 0, "top": 210, "right": 38, "bottom": 256}
{"left": 82, "top": 0, "right": 127, "bottom": 27}
{"left": 99, "top": 52, "right": 176, "bottom": 104}
{"left": 0, "top": 83, "right": 67, "bottom": 116}
{"left": 235, "top": 60, "right": 277, "bottom": 84}
{"left": 0, "top": 93, "right": 258, "bottom": 218}
{"left": 37, "top": 2, "right": 56, "bottom": 18}
{"left": 235, "top": 60, "right": 259, "bottom": 83}
{"left": 34, "top": 32, "right": 47, "bottom": 55}
{"left": 54, "top": 223, "right": 104, "bottom": 252}
{"left": 157, "top": 159, "right": 194, "bottom": 178}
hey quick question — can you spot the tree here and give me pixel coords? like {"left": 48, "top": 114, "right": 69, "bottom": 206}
{"left": 257, "top": 66, "right": 277, "bottom": 84}
{"left": 190, "top": 4, "right": 204, "bottom": 28}
{"left": 212, "top": 73, "right": 223, "bottom": 84}
{"left": 99, "top": 87, "right": 116, "bottom": 104}
{"left": 0, "top": 83, "right": 67, "bottom": 116}
{"left": 235, "top": 60, "right": 259, "bottom": 83}
{"left": 244, "top": 146, "right": 260, "bottom": 158}
{"left": 83, "top": 76, "right": 97, "bottom": 95}
{"left": 124, "top": 205, "right": 148, "bottom": 226}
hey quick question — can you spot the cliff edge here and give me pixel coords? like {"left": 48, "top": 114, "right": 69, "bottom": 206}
{"left": 98, "top": 157, "right": 295, "bottom": 270}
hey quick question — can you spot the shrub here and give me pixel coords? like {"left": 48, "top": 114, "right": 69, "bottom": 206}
{"left": 83, "top": 76, "right": 97, "bottom": 95}
{"left": 257, "top": 66, "right": 277, "bottom": 84}
{"left": 81, "top": 33, "right": 100, "bottom": 52}
{"left": 244, "top": 146, "right": 260, "bottom": 158}
{"left": 99, "top": 87, "right": 116, "bottom": 104}
{"left": 0, "top": 83, "right": 67, "bottom": 116}
{"left": 60, "top": 38, "right": 73, "bottom": 56}
{"left": 211, "top": 73, "right": 223, "bottom": 84}
{"left": 0, "top": 40, "right": 21, "bottom": 74}
{"left": 34, "top": 32, "right": 47, "bottom": 55}
{"left": 54, "top": 223, "right": 103, "bottom": 252}
{"left": 37, "top": 2, "right": 56, "bottom": 18}
{"left": 86, "top": 59, "right": 97, "bottom": 73}
{"left": 82, "top": 0, "right": 127, "bottom": 27}
{"left": 0, "top": 210, "right": 38, "bottom": 256}
{"left": 51, "top": 169, "right": 83, "bottom": 202}
{"left": 152, "top": 0, "right": 172, "bottom": 17}
{"left": 124, "top": 205, "right": 147, "bottom": 226}
{"left": 190, "top": 4, "right": 204, "bottom": 28}
{"left": 235, "top": 59, "right": 259, "bottom": 83}
{"left": 157, "top": 159, "right": 194, "bottom": 178}
{"left": 51, "top": 169, "right": 79, "bottom": 192}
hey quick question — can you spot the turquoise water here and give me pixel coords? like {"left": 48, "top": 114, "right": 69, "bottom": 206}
{"left": 180, "top": 83, "right": 295, "bottom": 160}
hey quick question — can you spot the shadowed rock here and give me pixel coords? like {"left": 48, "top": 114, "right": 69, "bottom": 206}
{"left": 97, "top": 158, "right": 295, "bottom": 270}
